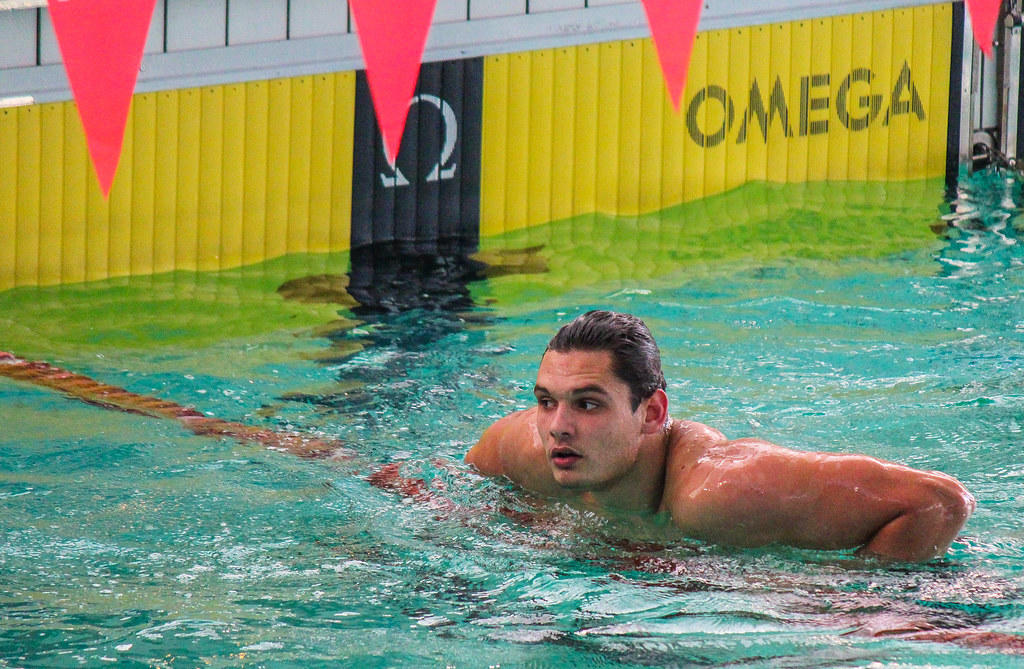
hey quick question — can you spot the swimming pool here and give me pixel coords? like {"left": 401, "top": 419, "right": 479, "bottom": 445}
{"left": 1, "top": 171, "right": 1022, "bottom": 666}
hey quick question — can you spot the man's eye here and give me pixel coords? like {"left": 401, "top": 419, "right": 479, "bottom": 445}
{"left": 537, "top": 397, "right": 554, "bottom": 409}
{"left": 578, "top": 400, "right": 600, "bottom": 411}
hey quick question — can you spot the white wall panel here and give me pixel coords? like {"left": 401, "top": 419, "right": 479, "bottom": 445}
{"left": 434, "top": 0, "right": 468, "bottom": 24}
{"left": 290, "top": 0, "right": 349, "bottom": 38}
{"left": 0, "top": 9, "right": 36, "bottom": 68}
{"left": 228, "top": 0, "right": 287, "bottom": 45}
{"left": 471, "top": 0, "right": 526, "bottom": 20}
{"left": 147, "top": 0, "right": 167, "bottom": 54}
{"left": 37, "top": 9, "right": 59, "bottom": 65}
{"left": 35, "top": 2, "right": 165, "bottom": 67}
{"left": 530, "top": 0, "right": 586, "bottom": 12}
{"left": 3, "top": 0, "right": 956, "bottom": 103}
{"left": 166, "top": 0, "right": 226, "bottom": 51}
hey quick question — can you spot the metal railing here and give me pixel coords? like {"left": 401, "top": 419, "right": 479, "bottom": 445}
{"left": 961, "top": 0, "right": 1024, "bottom": 171}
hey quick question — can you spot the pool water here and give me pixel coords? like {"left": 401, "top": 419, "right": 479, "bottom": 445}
{"left": 1, "top": 172, "right": 1023, "bottom": 667}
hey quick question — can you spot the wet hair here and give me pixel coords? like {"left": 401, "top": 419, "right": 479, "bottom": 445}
{"left": 545, "top": 310, "right": 666, "bottom": 410}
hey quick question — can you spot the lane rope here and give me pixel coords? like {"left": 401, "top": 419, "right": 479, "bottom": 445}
{"left": 0, "top": 351, "right": 347, "bottom": 459}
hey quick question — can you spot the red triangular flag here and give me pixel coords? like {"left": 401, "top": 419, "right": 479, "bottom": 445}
{"left": 966, "top": 0, "right": 1001, "bottom": 59}
{"left": 349, "top": 0, "right": 438, "bottom": 164}
{"left": 49, "top": 0, "right": 157, "bottom": 197}
{"left": 640, "top": 0, "right": 704, "bottom": 111}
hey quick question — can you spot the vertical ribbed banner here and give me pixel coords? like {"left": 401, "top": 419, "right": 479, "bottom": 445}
{"left": 351, "top": 57, "right": 483, "bottom": 253}
{"left": 479, "top": 6, "right": 953, "bottom": 237}
{"left": 349, "top": 57, "right": 484, "bottom": 311}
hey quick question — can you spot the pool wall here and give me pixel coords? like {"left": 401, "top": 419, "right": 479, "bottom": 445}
{"left": 0, "top": 2, "right": 957, "bottom": 290}
{"left": 479, "top": 5, "right": 954, "bottom": 237}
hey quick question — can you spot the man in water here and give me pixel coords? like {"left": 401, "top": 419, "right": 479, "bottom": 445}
{"left": 465, "top": 310, "right": 975, "bottom": 562}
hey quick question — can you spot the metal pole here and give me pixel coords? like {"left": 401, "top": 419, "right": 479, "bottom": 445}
{"left": 1001, "top": 1, "right": 1023, "bottom": 165}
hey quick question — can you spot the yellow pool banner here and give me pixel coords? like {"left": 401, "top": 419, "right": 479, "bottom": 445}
{"left": 0, "top": 4, "right": 955, "bottom": 290}
{"left": 0, "top": 74, "right": 358, "bottom": 290}
{"left": 480, "top": 4, "right": 953, "bottom": 236}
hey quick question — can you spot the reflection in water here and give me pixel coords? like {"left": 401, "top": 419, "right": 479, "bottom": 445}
{"left": 345, "top": 241, "right": 486, "bottom": 315}
{"left": 274, "top": 242, "right": 548, "bottom": 431}
{"left": 356, "top": 467, "right": 1024, "bottom": 660}
{"left": 936, "top": 169, "right": 1023, "bottom": 278}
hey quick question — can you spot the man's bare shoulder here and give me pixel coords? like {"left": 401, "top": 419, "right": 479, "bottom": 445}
{"left": 668, "top": 419, "right": 729, "bottom": 449}
{"left": 663, "top": 431, "right": 847, "bottom": 534}
{"left": 465, "top": 408, "right": 563, "bottom": 492}
{"left": 660, "top": 419, "right": 730, "bottom": 510}
{"left": 662, "top": 418, "right": 728, "bottom": 468}
{"left": 464, "top": 408, "right": 535, "bottom": 475}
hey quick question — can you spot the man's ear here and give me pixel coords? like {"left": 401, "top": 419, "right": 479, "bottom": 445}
{"left": 640, "top": 389, "right": 669, "bottom": 434}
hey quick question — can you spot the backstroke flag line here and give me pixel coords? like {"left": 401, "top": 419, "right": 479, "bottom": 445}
{"left": 349, "top": 0, "right": 438, "bottom": 164}
{"left": 639, "top": 0, "right": 704, "bottom": 111}
{"left": 966, "top": 0, "right": 1001, "bottom": 58}
{"left": 43, "top": 0, "right": 775, "bottom": 191}
{"left": 49, "top": 0, "right": 158, "bottom": 197}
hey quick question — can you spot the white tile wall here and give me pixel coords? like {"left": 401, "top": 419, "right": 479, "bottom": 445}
{"left": 147, "top": 1, "right": 168, "bottom": 54}
{"left": 290, "top": 0, "right": 349, "bottom": 38}
{"left": 434, "top": 0, "right": 468, "bottom": 24}
{"left": 228, "top": 0, "right": 288, "bottom": 45}
{"left": 35, "top": 2, "right": 165, "bottom": 65}
{"left": 470, "top": 0, "right": 527, "bottom": 20}
{"left": 0, "top": 9, "right": 36, "bottom": 68}
{"left": 530, "top": 0, "right": 586, "bottom": 12}
{"left": 37, "top": 9, "right": 60, "bottom": 65}
{"left": 166, "top": 0, "right": 227, "bottom": 51}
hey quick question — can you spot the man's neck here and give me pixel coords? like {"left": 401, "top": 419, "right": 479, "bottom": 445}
{"left": 578, "top": 427, "right": 672, "bottom": 515}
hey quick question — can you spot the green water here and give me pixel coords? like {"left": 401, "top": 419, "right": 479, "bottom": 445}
{"left": 2, "top": 174, "right": 1023, "bottom": 667}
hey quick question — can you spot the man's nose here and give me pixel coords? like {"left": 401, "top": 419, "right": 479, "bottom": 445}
{"left": 548, "top": 404, "right": 573, "bottom": 441}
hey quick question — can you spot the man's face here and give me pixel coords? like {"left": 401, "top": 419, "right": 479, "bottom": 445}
{"left": 533, "top": 349, "right": 648, "bottom": 491}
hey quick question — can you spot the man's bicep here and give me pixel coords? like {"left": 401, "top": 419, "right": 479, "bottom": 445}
{"left": 670, "top": 444, "right": 919, "bottom": 550}
{"left": 724, "top": 448, "right": 968, "bottom": 557}
{"left": 666, "top": 442, "right": 815, "bottom": 546}
{"left": 790, "top": 455, "right": 912, "bottom": 546}
{"left": 853, "top": 464, "right": 975, "bottom": 561}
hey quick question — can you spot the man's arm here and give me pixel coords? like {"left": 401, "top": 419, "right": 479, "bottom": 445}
{"left": 667, "top": 439, "right": 975, "bottom": 562}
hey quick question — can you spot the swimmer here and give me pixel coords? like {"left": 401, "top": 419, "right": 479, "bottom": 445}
{"left": 466, "top": 310, "right": 976, "bottom": 562}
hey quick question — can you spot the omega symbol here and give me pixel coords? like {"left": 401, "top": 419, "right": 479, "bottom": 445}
{"left": 380, "top": 94, "right": 459, "bottom": 188}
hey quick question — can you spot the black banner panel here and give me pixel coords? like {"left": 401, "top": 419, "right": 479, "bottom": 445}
{"left": 351, "top": 57, "right": 483, "bottom": 253}
{"left": 350, "top": 57, "right": 484, "bottom": 313}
